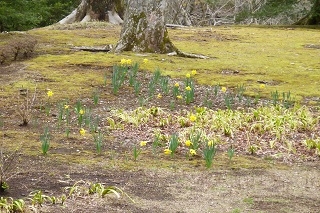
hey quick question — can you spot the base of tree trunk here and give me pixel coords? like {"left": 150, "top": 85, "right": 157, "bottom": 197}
{"left": 58, "top": 0, "right": 123, "bottom": 25}
{"left": 71, "top": 45, "right": 209, "bottom": 59}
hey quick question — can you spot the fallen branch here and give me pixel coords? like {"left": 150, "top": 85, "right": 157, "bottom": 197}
{"left": 71, "top": 45, "right": 112, "bottom": 52}
{"left": 166, "top": 24, "right": 188, "bottom": 29}
{"left": 168, "top": 50, "right": 210, "bottom": 59}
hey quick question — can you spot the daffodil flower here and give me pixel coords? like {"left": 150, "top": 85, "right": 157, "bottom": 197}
{"left": 189, "top": 149, "right": 197, "bottom": 156}
{"left": 120, "top": 58, "right": 127, "bottom": 65}
{"left": 207, "top": 140, "right": 214, "bottom": 147}
{"left": 143, "top": 58, "right": 149, "bottom": 64}
{"left": 174, "top": 82, "right": 179, "bottom": 87}
{"left": 221, "top": 86, "right": 227, "bottom": 93}
{"left": 186, "top": 73, "right": 191, "bottom": 78}
{"left": 259, "top": 84, "right": 266, "bottom": 89}
{"left": 47, "top": 90, "right": 53, "bottom": 97}
{"left": 126, "top": 59, "right": 132, "bottom": 65}
{"left": 79, "top": 109, "right": 85, "bottom": 115}
{"left": 157, "top": 93, "right": 162, "bottom": 99}
{"left": 64, "top": 105, "right": 69, "bottom": 109}
{"left": 177, "top": 95, "right": 183, "bottom": 99}
{"left": 189, "top": 114, "right": 196, "bottom": 122}
{"left": 140, "top": 141, "right": 147, "bottom": 146}
{"left": 185, "top": 140, "right": 192, "bottom": 147}
{"left": 191, "top": 70, "right": 197, "bottom": 76}
{"left": 186, "top": 86, "right": 191, "bottom": 91}
{"left": 79, "top": 128, "right": 86, "bottom": 136}
{"left": 164, "top": 149, "right": 172, "bottom": 155}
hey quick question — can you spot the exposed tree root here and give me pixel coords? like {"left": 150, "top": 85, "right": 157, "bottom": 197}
{"left": 71, "top": 45, "right": 112, "bottom": 52}
{"left": 168, "top": 50, "right": 210, "bottom": 59}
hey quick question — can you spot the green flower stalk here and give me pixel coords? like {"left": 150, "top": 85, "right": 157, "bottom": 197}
{"left": 93, "top": 130, "right": 104, "bottom": 154}
{"left": 133, "top": 141, "right": 147, "bottom": 161}
{"left": 185, "top": 81, "right": 195, "bottom": 104}
{"left": 103, "top": 71, "right": 108, "bottom": 87}
{"left": 203, "top": 140, "right": 217, "bottom": 168}
{"left": 134, "top": 81, "right": 141, "bottom": 96}
{"left": 227, "top": 145, "right": 235, "bottom": 161}
{"left": 112, "top": 64, "right": 127, "bottom": 95}
{"left": 160, "top": 76, "right": 169, "bottom": 95}
{"left": 40, "top": 127, "right": 50, "bottom": 155}
{"left": 172, "top": 82, "right": 180, "bottom": 97}
{"left": 92, "top": 89, "right": 100, "bottom": 105}
{"left": 189, "top": 130, "right": 201, "bottom": 150}
{"left": 133, "top": 146, "right": 141, "bottom": 161}
{"left": 129, "top": 62, "right": 139, "bottom": 86}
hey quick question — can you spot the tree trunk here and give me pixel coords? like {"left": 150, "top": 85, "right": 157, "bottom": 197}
{"left": 59, "top": 0, "right": 124, "bottom": 25}
{"left": 114, "top": 0, "right": 177, "bottom": 53}
{"left": 295, "top": 0, "right": 320, "bottom": 25}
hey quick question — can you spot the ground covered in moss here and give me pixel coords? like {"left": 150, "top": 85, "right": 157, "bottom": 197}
{"left": 0, "top": 23, "right": 320, "bottom": 213}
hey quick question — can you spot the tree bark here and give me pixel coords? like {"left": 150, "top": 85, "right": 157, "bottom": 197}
{"left": 295, "top": 0, "right": 320, "bottom": 25}
{"left": 59, "top": 0, "right": 124, "bottom": 25}
{"left": 114, "top": 0, "right": 177, "bottom": 53}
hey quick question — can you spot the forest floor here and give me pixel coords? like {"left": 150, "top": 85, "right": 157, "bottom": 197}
{"left": 0, "top": 23, "right": 320, "bottom": 213}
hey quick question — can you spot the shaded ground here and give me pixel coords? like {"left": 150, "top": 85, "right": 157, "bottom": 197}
{"left": 1, "top": 24, "right": 320, "bottom": 213}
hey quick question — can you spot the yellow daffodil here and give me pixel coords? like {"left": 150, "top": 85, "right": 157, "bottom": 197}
{"left": 177, "top": 95, "right": 183, "bottom": 99}
{"left": 259, "top": 84, "right": 266, "bottom": 89}
{"left": 191, "top": 70, "right": 197, "bottom": 76}
{"left": 126, "top": 59, "right": 132, "bottom": 65}
{"left": 186, "top": 73, "right": 191, "bottom": 78}
{"left": 164, "top": 149, "right": 172, "bottom": 155}
{"left": 185, "top": 140, "right": 192, "bottom": 147}
{"left": 221, "top": 86, "right": 227, "bottom": 93}
{"left": 47, "top": 90, "right": 53, "bottom": 97}
{"left": 79, "top": 109, "right": 85, "bottom": 115}
{"left": 140, "top": 141, "right": 147, "bottom": 146}
{"left": 64, "top": 105, "right": 69, "bottom": 109}
{"left": 207, "top": 140, "right": 214, "bottom": 147}
{"left": 79, "top": 128, "right": 86, "bottom": 136}
{"left": 157, "top": 93, "right": 162, "bottom": 99}
{"left": 120, "top": 58, "right": 127, "bottom": 65}
{"left": 143, "top": 58, "right": 149, "bottom": 64}
{"left": 189, "top": 149, "right": 197, "bottom": 156}
{"left": 189, "top": 114, "right": 196, "bottom": 122}
{"left": 186, "top": 86, "right": 191, "bottom": 91}
{"left": 174, "top": 82, "right": 179, "bottom": 87}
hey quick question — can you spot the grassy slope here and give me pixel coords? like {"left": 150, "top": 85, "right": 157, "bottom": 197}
{"left": 18, "top": 23, "right": 319, "bottom": 104}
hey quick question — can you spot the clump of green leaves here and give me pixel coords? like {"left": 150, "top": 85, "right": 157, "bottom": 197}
{"left": 184, "top": 75, "right": 195, "bottom": 104}
{"left": 74, "top": 100, "right": 85, "bottom": 127}
{"left": 0, "top": 197, "right": 25, "bottom": 212}
{"left": 168, "top": 133, "right": 179, "bottom": 157}
{"left": 112, "top": 64, "right": 127, "bottom": 95}
{"left": 133, "top": 145, "right": 141, "bottom": 161}
{"left": 29, "top": 190, "right": 50, "bottom": 206}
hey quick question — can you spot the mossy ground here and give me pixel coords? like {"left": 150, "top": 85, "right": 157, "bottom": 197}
{"left": 18, "top": 23, "right": 319, "bottom": 103}
{"left": 0, "top": 23, "right": 320, "bottom": 212}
